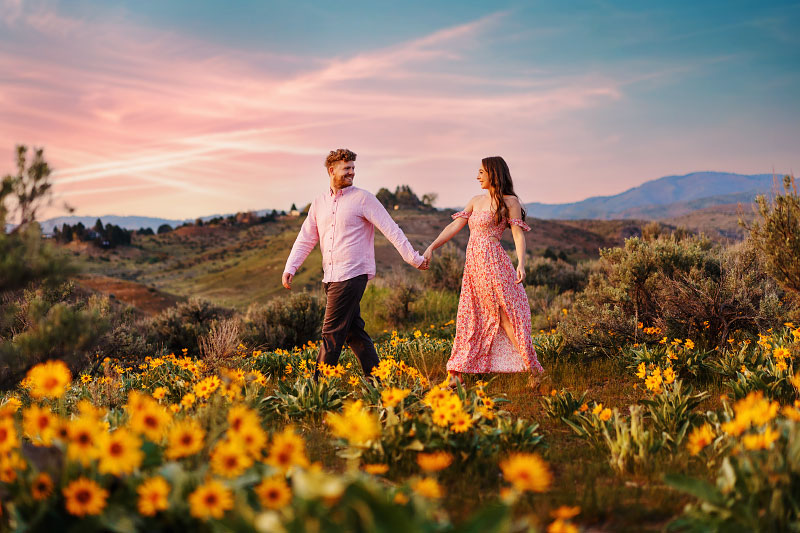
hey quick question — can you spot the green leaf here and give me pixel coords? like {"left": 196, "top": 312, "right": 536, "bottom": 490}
{"left": 404, "top": 440, "right": 425, "bottom": 451}
{"left": 456, "top": 502, "right": 511, "bottom": 533}
{"left": 663, "top": 473, "right": 726, "bottom": 507}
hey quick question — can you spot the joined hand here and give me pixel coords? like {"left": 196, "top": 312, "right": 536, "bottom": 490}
{"left": 419, "top": 247, "right": 433, "bottom": 271}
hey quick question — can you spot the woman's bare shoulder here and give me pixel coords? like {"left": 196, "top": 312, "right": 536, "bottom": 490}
{"left": 466, "top": 194, "right": 487, "bottom": 209}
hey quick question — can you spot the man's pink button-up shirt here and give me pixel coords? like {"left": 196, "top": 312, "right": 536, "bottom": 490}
{"left": 283, "top": 186, "right": 425, "bottom": 283}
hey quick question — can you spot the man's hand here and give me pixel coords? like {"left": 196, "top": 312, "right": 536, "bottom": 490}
{"left": 282, "top": 272, "right": 294, "bottom": 290}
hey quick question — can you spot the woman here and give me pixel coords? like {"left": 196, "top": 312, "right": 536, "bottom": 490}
{"left": 423, "top": 156, "right": 544, "bottom": 385}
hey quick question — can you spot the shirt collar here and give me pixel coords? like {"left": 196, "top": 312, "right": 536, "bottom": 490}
{"left": 328, "top": 185, "right": 354, "bottom": 197}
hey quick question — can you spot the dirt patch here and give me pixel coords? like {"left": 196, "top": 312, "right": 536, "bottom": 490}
{"left": 76, "top": 275, "right": 181, "bottom": 315}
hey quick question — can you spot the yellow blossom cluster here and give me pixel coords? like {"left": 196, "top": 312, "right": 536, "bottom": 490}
{"left": 326, "top": 400, "right": 381, "bottom": 446}
{"left": 423, "top": 386, "right": 475, "bottom": 432}
{"left": 381, "top": 387, "right": 411, "bottom": 408}
{"left": 591, "top": 402, "right": 612, "bottom": 422}
{"left": 721, "top": 391, "right": 780, "bottom": 446}
{"left": 637, "top": 363, "right": 675, "bottom": 394}
{"left": 772, "top": 345, "right": 792, "bottom": 373}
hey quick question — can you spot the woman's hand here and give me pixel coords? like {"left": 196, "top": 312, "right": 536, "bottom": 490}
{"left": 423, "top": 246, "right": 434, "bottom": 264}
{"left": 515, "top": 263, "right": 525, "bottom": 284}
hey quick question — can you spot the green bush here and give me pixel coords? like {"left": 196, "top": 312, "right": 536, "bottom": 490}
{"left": 424, "top": 243, "right": 465, "bottom": 292}
{"left": 97, "top": 316, "right": 156, "bottom": 362}
{"left": 0, "top": 285, "right": 111, "bottom": 388}
{"left": 655, "top": 239, "right": 785, "bottom": 347}
{"left": 526, "top": 284, "right": 577, "bottom": 332}
{"left": 746, "top": 175, "right": 800, "bottom": 294}
{"left": 525, "top": 256, "right": 589, "bottom": 293}
{"left": 148, "top": 297, "right": 233, "bottom": 355}
{"left": 558, "top": 235, "right": 787, "bottom": 358}
{"left": 242, "top": 291, "right": 324, "bottom": 350}
{"left": 366, "top": 273, "right": 421, "bottom": 328}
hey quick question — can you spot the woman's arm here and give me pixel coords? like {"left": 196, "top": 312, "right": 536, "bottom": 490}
{"left": 423, "top": 198, "right": 474, "bottom": 261}
{"left": 427, "top": 218, "right": 468, "bottom": 252}
{"left": 508, "top": 198, "right": 527, "bottom": 284}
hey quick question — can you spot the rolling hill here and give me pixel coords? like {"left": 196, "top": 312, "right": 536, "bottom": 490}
{"left": 73, "top": 211, "right": 660, "bottom": 312}
{"left": 525, "top": 171, "right": 780, "bottom": 220}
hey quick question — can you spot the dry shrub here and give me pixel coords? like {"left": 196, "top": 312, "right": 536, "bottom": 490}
{"left": 199, "top": 318, "right": 241, "bottom": 369}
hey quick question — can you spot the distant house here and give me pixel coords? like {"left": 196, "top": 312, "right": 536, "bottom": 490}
{"left": 41, "top": 232, "right": 54, "bottom": 239}
{"left": 289, "top": 203, "right": 300, "bottom": 217}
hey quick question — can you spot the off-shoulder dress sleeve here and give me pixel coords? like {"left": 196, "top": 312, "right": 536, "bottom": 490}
{"left": 451, "top": 210, "right": 471, "bottom": 220}
{"left": 508, "top": 218, "right": 531, "bottom": 231}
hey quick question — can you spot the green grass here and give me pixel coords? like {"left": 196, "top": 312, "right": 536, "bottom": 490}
{"left": 360, "top": 285, "right": 459, "bottom": 337}
{"left": 292, "top": 343, "right": 717, "bottom": 531}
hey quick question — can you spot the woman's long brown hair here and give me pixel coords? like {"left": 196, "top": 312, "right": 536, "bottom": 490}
{"left": 482, "top": 156, "right": 526, "bottom": 226}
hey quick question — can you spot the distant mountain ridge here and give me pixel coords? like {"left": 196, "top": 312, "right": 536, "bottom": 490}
{"left": 38, "top": 215, "right": 189, "bottom": 233}
{"left": 36, "top": 209, "right": 280, "bottom": 233}
{"left": 525, "top": 171, "right": 779, "bottom": 220}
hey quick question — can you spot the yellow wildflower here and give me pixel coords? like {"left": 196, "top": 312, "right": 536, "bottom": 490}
{"left": 500, "top": 453, "right": 552, "bottom": 493}
{"left": 687, "top": 423, "right": 715, "bottom": 455}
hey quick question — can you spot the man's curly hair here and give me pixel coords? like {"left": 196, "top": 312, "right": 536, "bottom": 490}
{"left": 324, "top": 148, "right": 357, "bottom": 168}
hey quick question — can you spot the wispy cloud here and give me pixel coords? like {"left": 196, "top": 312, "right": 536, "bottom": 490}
{"left": 0, "top": 1, "right": 631, "bottom": 216}
{"left": 2, "top": 1, "right": 793, "bottom": 217}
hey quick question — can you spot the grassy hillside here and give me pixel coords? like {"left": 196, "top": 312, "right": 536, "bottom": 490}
{"left": 74, "top": 210, "right": 710, "bottom": 313}
{"left": 661, "top": 202, "right": 756, "bottom": 241}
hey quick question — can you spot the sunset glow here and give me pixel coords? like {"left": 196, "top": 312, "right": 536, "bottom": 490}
{"left": 2, "top": 0, "right": 798, "bottom": 219}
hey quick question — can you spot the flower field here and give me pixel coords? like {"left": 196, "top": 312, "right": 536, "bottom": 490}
{"left": 1, "top": 321, "right": 800, "bottom": 532}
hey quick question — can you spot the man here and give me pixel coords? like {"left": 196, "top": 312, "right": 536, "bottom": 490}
{"left": 282, "top": 149, "right": 429, "bottom": 377}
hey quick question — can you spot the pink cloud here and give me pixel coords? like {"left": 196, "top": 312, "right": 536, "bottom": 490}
{"left": 9, "top": 1, "right": 775, "bottom": 218}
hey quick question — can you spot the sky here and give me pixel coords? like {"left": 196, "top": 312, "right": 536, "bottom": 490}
{"left": 1, "top": 0, "right": 798, "bottom": 219}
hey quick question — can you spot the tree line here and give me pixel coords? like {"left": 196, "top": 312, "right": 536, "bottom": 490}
{"left": 53, "top": 219, "right": 133, "bottom": 247}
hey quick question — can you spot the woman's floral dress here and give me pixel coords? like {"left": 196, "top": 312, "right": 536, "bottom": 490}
{"left": 446, "top": 210, "right": 544, "bottom": 374}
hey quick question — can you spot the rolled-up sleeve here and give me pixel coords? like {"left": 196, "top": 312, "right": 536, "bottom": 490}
{"left": 361, "top": 194, "right": 424, "bottom": 268}
{"left": 284, "top": 202, "right": 320, "bottom": 275}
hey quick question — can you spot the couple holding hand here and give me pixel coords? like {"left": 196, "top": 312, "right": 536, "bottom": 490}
{"left": 282, "top": 149, "right": 543, "bottom": 387}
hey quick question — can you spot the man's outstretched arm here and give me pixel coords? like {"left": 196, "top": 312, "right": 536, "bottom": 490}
{"left": 362, "top": 194, "right": 427, "bottom": 270}
{"left": 282, "top": 203, "right": 320, "bottom": 289}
